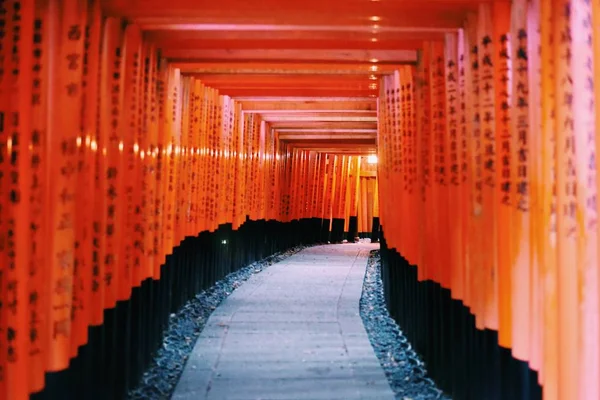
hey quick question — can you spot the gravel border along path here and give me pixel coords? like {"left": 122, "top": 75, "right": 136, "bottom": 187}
{"left": 359, "top": 250, "right": 451, "bottom": 400}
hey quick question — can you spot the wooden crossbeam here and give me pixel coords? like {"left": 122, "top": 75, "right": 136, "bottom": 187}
{"left": 263, "top": 115, "right": 377, "bottom": 122}
{"left": 174, "top": 62, "right": 406, "bottom": 74}
{"left": 151, "top": 38, "right": 429, "bottom": 51}
{"left": 144, "top": 30, "right": 446, "bottom": 45}
{"left": 239, "top": 99, "right": 376, "bottom": 112}
{"left": 209, "top": 83, "right": 380, "bottom": 90}
{"left": 287, "top": 143, "right": 375, "bottom": 149}
{"left": 292, "top": 149, "right": 377, "bottom": 155}
{"left": 259, "top": 112, "right": 378, "bottom": 119}
{"left": 192, "top": 74, "right": 380, "bottom": 84}
{"left": 278, "top": 133, "right": 376, "bottom": 140}
{"left": 275, "top": 128, "right": 377, "bottom": 133}
{"left": 268, "top": 121, "right": 377, "bottom": 129}
{"left": 104, "top": 0, "right": 487, "bottom": 19}
{"left": 220, "top": 88, "right": 379, "bottom": 97}
{"left": 162, "top": 49, "right": 417, "bottom": 63}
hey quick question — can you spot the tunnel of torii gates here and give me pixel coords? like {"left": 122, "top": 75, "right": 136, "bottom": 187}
{"left": 2, "top": 0, "right": 600, "bottom": 399}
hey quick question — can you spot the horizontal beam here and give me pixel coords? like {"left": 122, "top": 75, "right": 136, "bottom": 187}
{"left": 282, "top": 142, "right": 377, "bottom": 148}
{"left": 105, "top": 0, "right": 485, "bottom": 18}
{"left": 245, "top": 109, "right": 376, "bottom": 114}
{"left": 144, "top": 29, "right": 446, "bottom": 43}
{"left": 283, "top": 141, "right": 376, "bottom": 148}
{"left": 174, "top": 62, "right": 409, "bottom": 75}
{"left": 240, "top": 99, "right": 376, "bottom": 112}
{"left": 192, "top": 73, "right": 380, "bottom": 84}
{"left": 275, "top": 128, "right": 377, "bottom": 133}
{"left": 269, "top": 121, "right": 377, "bottom": 129}
{"left": 315, "top": 150, "right": 376, "bottom": 154}
{"left": 207, "top": 84, "right": 380, "bottom": 91}
{"left": 162, "top": 49, "right": 417, "bottom": 63}
{"left": 278, "top": 134, "right": 376, "bottom": 140}
{"left": 236, "top": 96, "right": 375, "bottom": 101}
{"left": 139, "top": 21, "right": 462, "bottom": 31}
{"left": 221, "top": 89, "right": 379, "bottom": 97}
{"left": 263, "top": 115, "right": 377, "bottom": 122}
{"left": 151, "top": 39, "right": 430, "bottom": 51}
{"left": 293, "top": 149, "right": 377, "bottom": 155}
{"left": 260, "top": 112, "right": 377, "bottom": 119}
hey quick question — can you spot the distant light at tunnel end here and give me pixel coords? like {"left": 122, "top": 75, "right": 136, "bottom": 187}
{"left": 367, "top": 155, "right": 378, "bottom": 164}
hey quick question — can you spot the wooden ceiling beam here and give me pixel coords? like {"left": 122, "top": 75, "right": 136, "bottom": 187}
{"left": 136, "top": 21, "right": 461, "bottom": 31}
{"left": 174, "top": 62, "right": 406, "bottom": 74}
{"left": 245, "top": 109, "right": 376, "bottom": 115}
{"left": 144, "top": 29, "right": 446, "bottom": 42}
{"left": 147, "top": 38, "right": 434, "bottom": 51}
{"left": 274, "top": 128, "right": 377, "bottom": 133}
{"left": 290, "top": 148, "right": 376, "bottom": 155}
{"left": 236, "top": 96, "right": 374, "bottom": 101}
{"left": 283, "top": 141, "right": 376, "bottom": 147}
{"left": 104, "top": 0, "right": 488, "bottom": 18}
{"left": 214, "top": 85, "right": 379, "bottom": 92}
{"left": 220, "top": 89, "right": 379, "bottom": 97}
{"left": 240, "top": 98, "right": 375, "bottom": 112}
{"left": 288, "top": 142, "right": 375, "bottom": 148}
{"left": 163, "top": 49, "right": 417, "bottom": 63}
{"left": 263, "top": 115, "right": 377, "bottom": 122}
{"left": 268, "top": 121, "right": 377, "bottom": 129}
{"left": 260, "top": 112, "right": 377, "bottom": 120}
{"left": 197, "top": 81, "right": 379, "bottom": 89}
{"left": 308, "top": 151, "right": 377, "bottom": 156}
{"left": 287, "top": 150, "right": 376, "bottom": 156}
{"left": 191, "top": 73, "right": 379, "bottom": 83}
{"left": 278, "top": 134, "right": 375, "bottom": 140}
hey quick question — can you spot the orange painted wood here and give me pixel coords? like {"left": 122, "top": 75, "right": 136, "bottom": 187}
{"left": 144, "top": 29, "right": 446, "bottom": 45}
{"left": 268, "top": 121, "right": 376, "bottom": 130}
{"left": 552, "top": 0, "right": 578, "bottom": 397}
{"left": 70, "top": 0, "right": 101, "bottom": 361}
{"left": 154, "top": 39, "right": 429, "bottom": 51}
{"left": 173, "top": 62, "right": 410, "bottom": 75}
{"left": 117, "top": 22, "right": 142, "bottom": 301}
{"left": 240, "top": 99, "right": 376, "bottom": 112}
{"left": 47, "top": 0, "right": 87, "bottom": 373}
{"left": 4, "top": 1, "right": 600, "bottom": 398}
{"left": 162, "top": 49, "right": 417, "bottom": 63}
{"left": 0, "top": 0, "right": 9, "bottom": 393}
{"left": 4, "top": 1, "right": 34, "bottom": 398}
{"left": 114, "top": 16, "right": 464, "bottom": 31}
{"left": 102, "top": 0, "right": 486, "bottom": 20}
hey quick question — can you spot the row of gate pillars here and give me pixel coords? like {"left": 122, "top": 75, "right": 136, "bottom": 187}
{"left": 379, "top": 230, "right": 543, "bottom": 400}
{"left": 323, "top": 216, "right": 381, "bottom": 244}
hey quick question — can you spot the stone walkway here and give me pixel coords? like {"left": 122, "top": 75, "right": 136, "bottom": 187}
{"left": 172, "top": 243, "right": 394, "bottom": 400}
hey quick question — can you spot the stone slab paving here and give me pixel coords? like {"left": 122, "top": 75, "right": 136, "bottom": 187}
{"left": 172, "top": 243, "right": 394, "bottom": 400}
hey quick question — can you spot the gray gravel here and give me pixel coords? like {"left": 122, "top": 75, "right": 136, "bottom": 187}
{"left": 359, "top": 250, "right": 451, "bottom": 400}
{"left": 126, "top": 245, "right": 307, "bottom": 400}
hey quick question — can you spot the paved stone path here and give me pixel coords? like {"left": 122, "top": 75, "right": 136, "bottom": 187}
{"left": 172, "top": 243, "right": 394, "bottom": 400}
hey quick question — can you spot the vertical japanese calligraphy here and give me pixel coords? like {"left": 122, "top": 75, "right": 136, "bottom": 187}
{"left": 553, "top": 1, "right": 579, "bottom": 398}
{"left": 571, "top": 0, "right": 599, "bottom": 398}
{"left": 48, "top": 0, "right": 85, "bottom": 372}
{"left": 28, "top": 0, "right": 47, "bottom": 391}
